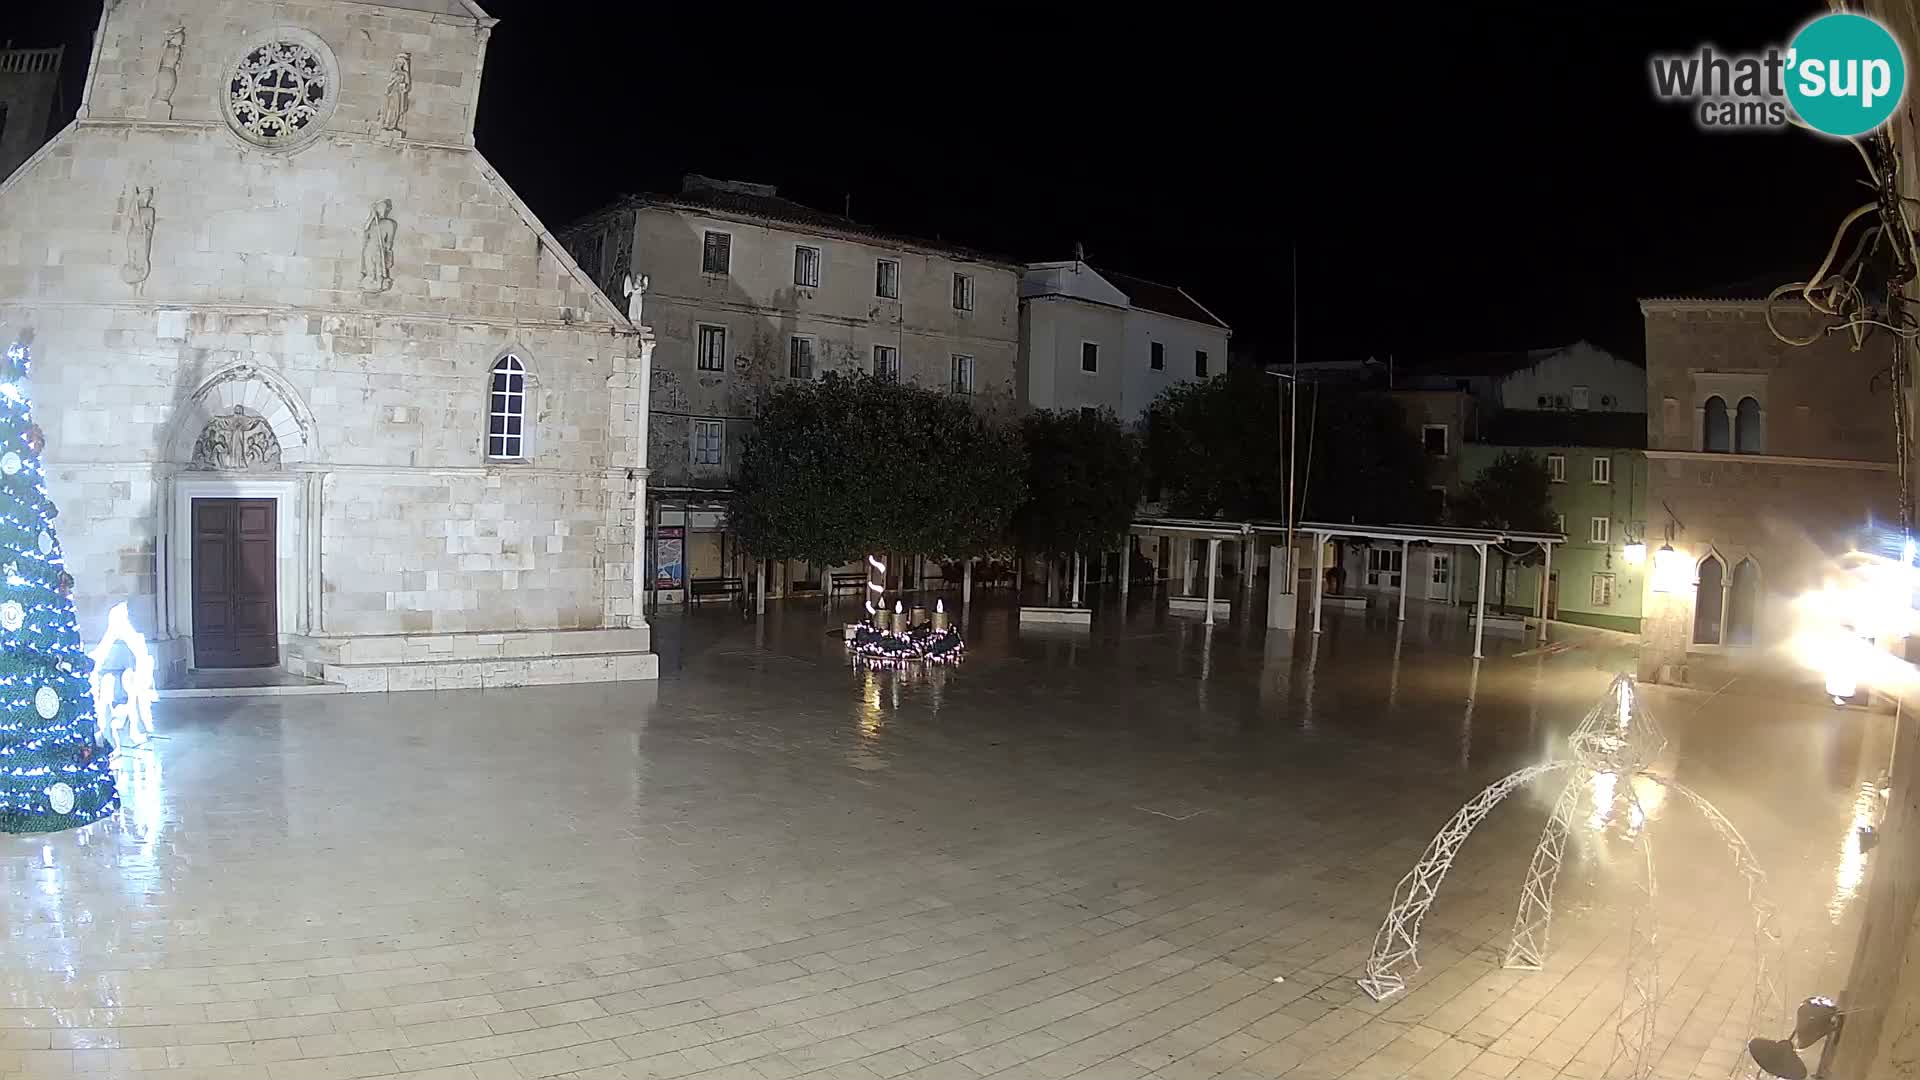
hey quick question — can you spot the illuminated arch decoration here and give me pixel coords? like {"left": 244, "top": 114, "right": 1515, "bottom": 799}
{"left": 1357, "top": 674, "right": 1783, "bottom": 1080}
{"left": 89, "top": 602, "right": 157, "bottom": 753}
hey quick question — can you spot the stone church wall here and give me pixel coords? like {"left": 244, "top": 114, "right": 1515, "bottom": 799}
{"left": 0, "top": 0, "right": 649, "bottom": 682}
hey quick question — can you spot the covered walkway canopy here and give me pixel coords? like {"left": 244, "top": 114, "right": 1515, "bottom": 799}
{"left": 1298, "top": 521, "right": 1565, "bottom": 658}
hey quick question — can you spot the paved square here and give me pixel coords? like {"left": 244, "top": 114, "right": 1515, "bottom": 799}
{"left": 0, "top": 600, "right": 1888, "bottom": 1079}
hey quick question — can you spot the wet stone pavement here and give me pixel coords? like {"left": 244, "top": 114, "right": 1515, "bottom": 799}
{"left": 0, "top": 590, "right": 1892, "bottom": 1080}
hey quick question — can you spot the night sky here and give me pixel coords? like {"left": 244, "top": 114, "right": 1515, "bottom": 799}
{"left": 9, "top": 2, "right": 1871, "bottom": 362}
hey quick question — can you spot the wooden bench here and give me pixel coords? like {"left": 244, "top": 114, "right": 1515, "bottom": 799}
{"left": 689, "top": 576, "right": 744, "bottom": 604}
{"left": 830, "top": 572, "right": 867, "bottom": 594}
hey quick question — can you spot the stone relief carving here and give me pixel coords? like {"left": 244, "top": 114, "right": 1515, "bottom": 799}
{"left": 149, "top": 26, "right": 184, "bottom": 119}
{"left": 121, "top": 186, "right": 155, "bottom": 285}
{"left": 374, "top": 52, "right": 411, "bottom": 140}
{"left": 621, "top": 273, "right": 648, "bottom": 326}
{"left": 359, "top": 198, "right": 396, "bottom": 293}
{"left": 651, "top": 367, "right": 687, "bottom": 414}
{"left": 190, "top": 407, "right": 283, "bottom": 471}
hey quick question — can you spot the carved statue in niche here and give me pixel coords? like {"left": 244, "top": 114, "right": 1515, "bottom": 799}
{"left": 622, "top": 272, "right": 648, "bottom": 326}
{"left": 149, "top": 26, "right": 184, "bottom": 119}
{"left": 374, "top": 52, "right": 410, "bottom": 140}
{"left": 190, "top": 406, "right": 283, "bottom": 471}
{"left": 359, "top": 198, "right": 396, "bottom": 293}
{"left": 121, "top": 186, "right": 155, "bottom": 285}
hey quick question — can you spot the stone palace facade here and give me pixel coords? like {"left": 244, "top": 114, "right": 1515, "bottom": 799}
{"left": 0, "top": 0, "right": 657, "bottom": 690}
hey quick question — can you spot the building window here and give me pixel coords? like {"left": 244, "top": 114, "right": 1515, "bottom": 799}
{"left": 701, "top": 230, "right": 731, "bottom": 275}
{"left": 486, "top": 354, "right": 527, "bottom": 460}
{"left": 952, "top": 272, "right": 974, "bottom": 311}
{"left": 1693, "top": 553, "right": 1726, "bottom": 644}
{"left": 1703, "top": 394, "right": 1730, "bottom": 452}
{"left": 1081, "top": 342, "right": 1099, "bottom": 373}
{"left": 1366, "top": 547, "right": 1403, "bottom": 588}
{"left": 1589, "top": 516, "right": 1610, "bottom": 544}
{"left": 697, "top": 324, "right": 727, "bottom": 372}
{"left": 1727, "top": 558, "right": 1759, "bottom": 645}
{"left": 691, "top": 419, "right": 724, "bottom": 467}
{"left": 876, "top": 259, "right": 900, "bottom": 299}
{"left": 1591, "top": 456, "right": 1611, "bottom": 484}
{"left": 788, "top": 336, "right": 814, "bottom": 380}
{"left": 1547, "top": 454, "right": 1566, "bottom": 483}
{"left": 1590, "top": 572, "right": 1615, "bottom": 607}
{"left": 794, "top": 245, "right": 822, "bottom": 288}
{"left": 951, "top": 354, "right": 974, "bottom": 394}
{"left": 1144, "top": 341, "right": 1162, "bottom": 370}
{"left": 1422, "top": 424, "right": 1448, "bottom": 456}
{"left": 1571, "top": 385, "right": 1591, "bottom": 411}
{"left": 1735, "top": 396, "right": 1762, "bottom": 453}
{"left": 873, "top": 344, "right": 899, "bottom": 380}
{"left": 1195, "top": 350, "right": 1209, "bottom": 377}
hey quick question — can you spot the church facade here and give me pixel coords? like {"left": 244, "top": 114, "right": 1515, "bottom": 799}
{"left": 0, "top": 0, "right": 656, "bottom": 690}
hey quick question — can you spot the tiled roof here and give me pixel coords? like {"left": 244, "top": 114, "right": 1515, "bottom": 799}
{"left": 1101, "top": 269, "right": 1230, "bottom": 330}
{"left": 1478, "top": 409, "right": 1648, "bottom": 449}
{"left": 1640, "top": 272, "right": 1813, "bottom": 303}
{"left": 566, "top": 177, "right": 1018, "bottom": 267}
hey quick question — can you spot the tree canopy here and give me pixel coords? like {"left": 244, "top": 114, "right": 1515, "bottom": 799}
{"left": 730, "top": 372, "right": 1026, "bottom": 567}
{"left": 1012, "top": 408, "right": 1141, "bottom": 555}
{"left": 1145, "top": 371, "right": 1429, "bottom": 524}
{"left": 1455, "top": 450, "right": 1556, "bottom": 611}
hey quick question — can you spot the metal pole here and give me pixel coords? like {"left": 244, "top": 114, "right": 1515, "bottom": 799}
{"left": 1287, "top": 243, "right": 1298, "bottom": 565}
{"left": 963, "top": 558, "right": 973, "bottom": 606}
{"left": 1181, "top": 539, "right": 1194, "bottom": 594}
{"left": 1312, "top": 532, "right": 1324, "bottom": 633}
{"left": 1398, "top": 538, "right": 1409, "bottom": 623}
{"left": 755, "top": 557, "right": 766, "bottom": 615}
{"left": 1540, "top": 542, "right": 1552, "bottom": 639}
{"left": 1474, "top": 542, "right": 1488, "bottom": 659}
{"left": 1242, "top": 534, "right": 1256, "bottom": 594}
{"left": 1205, "top": 538, "right": 1220, "bottom": 625}
{"left": 1120, "top": 537, "right": 1131, "bottom": 600}
{"left": 1073, "top": 552, "right": 1083, "bottom": 606}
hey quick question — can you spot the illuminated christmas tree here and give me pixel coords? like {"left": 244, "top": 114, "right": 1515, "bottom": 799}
{"left": 0, "top": 341, "right": 116, "bottom": 832}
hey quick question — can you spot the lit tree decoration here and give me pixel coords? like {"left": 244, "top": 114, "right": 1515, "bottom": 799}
{"left": 849, "top": 554, "right": 964, "bottom": 666}
{"left": 1356, "top": 674, "right": 1782, "bottom": 1080}
{"left": 0, "top": 341, "right": 117, "bottom": 832}
{"left": 89, "top": 602, "right": 157, "bottom": 752}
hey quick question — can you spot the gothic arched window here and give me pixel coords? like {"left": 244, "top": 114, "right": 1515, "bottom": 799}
{"left": 1727, "top": 558, "right": 1759, "bottom": 645}
{"left": 487, "top": 354, "right": 527, "bottom": 460}
{"left": 1693, "top": 552, "right": 1726, "bottom": 644}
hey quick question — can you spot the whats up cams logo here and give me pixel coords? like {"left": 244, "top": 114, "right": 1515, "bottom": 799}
{"left": 1650, "top": 12, "right": 1907, "bottom": 137}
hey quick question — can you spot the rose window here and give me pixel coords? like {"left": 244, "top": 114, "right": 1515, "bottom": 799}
{"left": 222, "top": 33, "right": 337, "bottom": 150}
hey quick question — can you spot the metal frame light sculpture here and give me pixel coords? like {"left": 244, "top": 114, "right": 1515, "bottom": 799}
{"left": 88, "top": 602, "right": 157, "bottom": 752}
{"left": 1357, "top": 674, "right": 1784, "bottom": 1080}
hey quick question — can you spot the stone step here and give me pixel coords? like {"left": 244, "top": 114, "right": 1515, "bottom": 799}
{"left": 322, "top": 650, "right": 658, "bottom": 693}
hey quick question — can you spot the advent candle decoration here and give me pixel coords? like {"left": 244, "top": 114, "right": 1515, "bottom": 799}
{"left": 848, "top": 556, "right": 965, "bottom": 666}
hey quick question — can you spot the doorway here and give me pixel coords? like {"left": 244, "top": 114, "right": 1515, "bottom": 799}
{"left": 191, "top": 498, "right": 278, "bottom": 668}
{"left": 1429, "top": 551, "right": 1452, "bottom": 601}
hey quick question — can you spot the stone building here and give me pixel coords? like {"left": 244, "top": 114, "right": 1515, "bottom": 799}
{"left": 0, "top": 44, "right": 64, "bottom": 181}
{"left": 561, "top": 176, "right": 1019, "bottom": 601}
{"left": 1017, "top": 259, "right": 1230, "bottom": 422}
{"left": 0, "top": 0, "right": 656, "bottom": 690}
{"left": 1636, "top": 291, "right": 1898, "bottom": 688}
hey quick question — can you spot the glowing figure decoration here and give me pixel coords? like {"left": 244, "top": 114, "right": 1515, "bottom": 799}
{"left": 88, "top": 603, "right": 157, "bottom": 752}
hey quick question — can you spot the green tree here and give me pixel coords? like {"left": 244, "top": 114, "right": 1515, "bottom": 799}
{"left": 0, "top": 340, "right": 118, "bottom": 833}
{"left": 1145, "top": 373, "right": 1429, "bottom": 525}
{"left": 730, "top": 372, "right": 1026, "bottom": 577}
{"left": 1144, "top": 368, "right": 1282, "bottom": 518}
{"left": 1455, "top": 450, "right": 1555, "bottom": 613}
{"left": 1012, "top": 408, "right": 1141, "bottom": 583}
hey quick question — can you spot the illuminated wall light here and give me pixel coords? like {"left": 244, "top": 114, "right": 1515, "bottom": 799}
{"left": 1622, "top": 542, "right": 1646, "bottom": 566}
{"left": 1652, "top": 544, "right": 1691, "bottom": 593}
